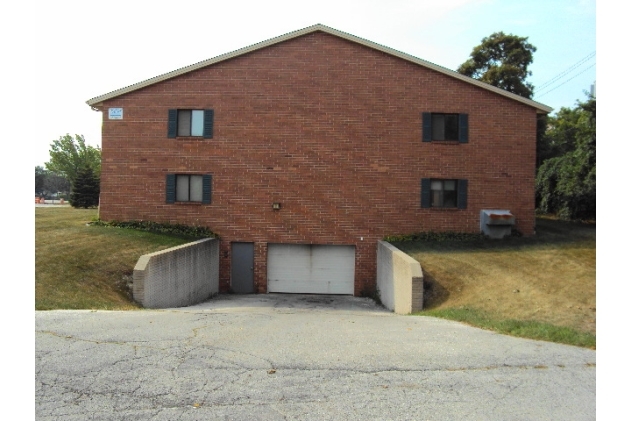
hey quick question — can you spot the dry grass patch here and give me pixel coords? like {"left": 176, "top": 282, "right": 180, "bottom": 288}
{"left": 35, "top": 207, "right": 195, "bottom": 310}
{"left": 393, "top": 217, "right": 595, "bottom": 340}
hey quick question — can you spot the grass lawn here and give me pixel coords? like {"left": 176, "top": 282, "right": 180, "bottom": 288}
{"left": 392, "top": 217, "right": 596, "bottom": 348}
{"left": 37, "top": 208, "right": 595, "bottom": 347}
{"left": 35, "top": 207, "right": 195, "bottom": 310}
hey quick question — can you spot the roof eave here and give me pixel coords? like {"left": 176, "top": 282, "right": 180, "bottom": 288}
{"left": 86, "top": 23, "right": 553, "bottom": 114}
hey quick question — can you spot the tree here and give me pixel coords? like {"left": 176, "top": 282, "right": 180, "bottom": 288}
{"left": 35, "top": 166, "right": 46, "bottom": 195}
{"left": 46, "top": 134, "right": 101, "bottom": 187}
{"left": 536, "top": 96, "right": 596, "bottom": 220}
{"left": 36, "top": 166, "right": 71, "bottom": 198}
{"left": 44, "top": 173, "right": 71, "bottom": 197}
{"left": 458, "top": 32, "right": 536, "bottom": 98}
{"left": 70, "top": 165, "right": 100, "bottom": 208}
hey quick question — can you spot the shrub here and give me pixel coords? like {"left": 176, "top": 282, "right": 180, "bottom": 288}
{"left": 90, "top": 219, "right": 219, "bottom": 239}
{"left": 70, "top": 166, "right": 100, "bottom": 208}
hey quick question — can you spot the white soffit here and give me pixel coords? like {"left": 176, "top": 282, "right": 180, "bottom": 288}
{"left": 86, "top": 24, "right": 553, "bottom": 114}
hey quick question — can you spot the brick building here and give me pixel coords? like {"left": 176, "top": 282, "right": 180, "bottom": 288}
{"left": 86, "top": 24, "right": 552, "bottom": 296}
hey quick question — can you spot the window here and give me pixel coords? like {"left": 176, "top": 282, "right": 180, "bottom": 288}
{"left": 430, "top": 179, "right": 457, "bottom": 207}
{"left": 422, "top": 113, "right": 468, "bottom": 143}
{"left": 176, "top": 175, "right": 203, "bottom": 202}
{"left": 421, "top": 178, "right": 467, "bottom": 209}
{"left": 166, "top": 174, "right": 212, "bottom": 204}
{"left": 178, "top": 110, "right": 204, "bottom": 137}
{"left": 168, "top": 109, "right": 214, "bottom": 138}
{"left": 432, "top": 114, "right": 458, "bottom": 141}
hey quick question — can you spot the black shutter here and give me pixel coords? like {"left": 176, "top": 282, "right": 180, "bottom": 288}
{"left": 458, "top": 113, "right": 469, "bottom": 143}
{"left": 202, "top": 174, "right": 212, "bottom": 204}
{"left": 166, "top": 174, "right": 176, "bottom": 203}
{"left": 457, "top": 179, "right": 468, "bottom": 209}
{"left": 422, "top": 113, "right": 432, "bottom": 142}
{"left": 421, "top": 178, "right": 431, "bottom": 208}
{"left": 168, "top": 110, "right": 178, "bottom": 138}
{"left": 203, "top": 109, "right": 214, "bottom": 139}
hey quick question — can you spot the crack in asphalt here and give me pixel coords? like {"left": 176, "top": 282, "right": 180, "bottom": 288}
{"left": 36, "top": 327, "right": 595, "bottom": 375}
{"left": 35, "top": 306, "right": 596, "bottom": 420}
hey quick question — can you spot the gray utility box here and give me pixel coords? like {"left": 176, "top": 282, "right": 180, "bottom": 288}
{"left": 480, "top": 210, "right": 515, "bottom": 239}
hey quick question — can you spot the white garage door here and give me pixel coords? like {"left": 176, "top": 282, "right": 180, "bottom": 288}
{"left": 267, "top": 244, "right": 355, "bottom": 295}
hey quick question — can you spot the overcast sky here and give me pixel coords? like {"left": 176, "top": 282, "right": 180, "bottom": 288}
{"left": 11, "top": 0, "right": 597, "bottom": 167}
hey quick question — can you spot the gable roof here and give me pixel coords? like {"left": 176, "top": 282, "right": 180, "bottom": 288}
{"left": 86, "top": 24, "right": 552, "bottom": 114}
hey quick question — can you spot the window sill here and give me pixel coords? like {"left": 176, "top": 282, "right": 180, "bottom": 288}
{"left": 428, "top": 140, "right": 461, "bottom": 145}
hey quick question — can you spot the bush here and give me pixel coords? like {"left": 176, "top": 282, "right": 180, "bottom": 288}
{"left": 90, "top": 220, "right": 219, "bottom": 239}
{"left": 383, "top": 231, "right": 485, "bottom": 243}
{"left": 70, "top": 166, "right": 100, "bottom": 208}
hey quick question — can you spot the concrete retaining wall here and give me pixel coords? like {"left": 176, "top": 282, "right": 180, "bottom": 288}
{"left": 133, "top": 238, "right": 219, "bottom": 308}
{"left": 376, "top": 240, "right": 423, "bottom": 314}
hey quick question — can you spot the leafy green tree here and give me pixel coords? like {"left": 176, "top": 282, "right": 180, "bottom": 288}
{"left": 36, "top": 166, "right": 71, "bottom": 198}
{"left": 44, "top": 173, "right": 71, "bottom": 198}
{"left": 35, "top": 166, "right": 46, "bottom": 195}
{"left": 536, "top": 114, "right": 549, "bottom": 168}
{"left": 70, "top": 165, "right": 100, "bottom": 208}
{"left": 46, "top": 134, "right": 101, "bottom": 187}
{"left": 458, "top": 32, "right": 537, "bottom": 98}
{"left": 536, "top": 97, "right": 596, "bottom": 220}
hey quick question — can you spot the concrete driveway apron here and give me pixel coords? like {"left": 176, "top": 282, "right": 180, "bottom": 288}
{"left": 36, "top": 294, "right": 595, "bottom": 420}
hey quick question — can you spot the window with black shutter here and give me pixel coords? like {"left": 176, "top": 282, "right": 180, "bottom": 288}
{"left": 168, "top": 109, "right": 214, "bottom": 138}
{"left": 422, "top": 113, "right": 468, "bottom": 143}
{"left": 421, "top": 178, "right": 468, "bottom": 209}
{"left": 166, "top": 174, "right": 212, "bottom": 204}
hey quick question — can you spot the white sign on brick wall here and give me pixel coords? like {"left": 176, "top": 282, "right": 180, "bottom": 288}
{"left": 108, "top": 108, "right": 123, "bottom": 119}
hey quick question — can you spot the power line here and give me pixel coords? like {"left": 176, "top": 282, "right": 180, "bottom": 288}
{"left": 536, "top": 51, "right": 596, "bottom": 91}
{"left": 535, "top": 63, "right": 596, "bottom": 99}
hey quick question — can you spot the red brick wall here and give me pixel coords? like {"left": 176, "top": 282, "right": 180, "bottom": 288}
{"left": 97, "top": 31, "right": 538, "bottom": 295}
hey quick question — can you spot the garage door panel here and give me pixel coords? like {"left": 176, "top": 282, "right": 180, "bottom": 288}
{"left": 309, "top": 247, "right": 354, "bottom": 283}
{"left": 268, "top": 278, "right": 352, "bottom": 295}
{"left": 268, "top": 244, "right": 355, "bottom": 295}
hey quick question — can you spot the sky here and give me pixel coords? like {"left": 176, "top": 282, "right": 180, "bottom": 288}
{"left": 12, "top": 0, "right": 597, "bottom": 167}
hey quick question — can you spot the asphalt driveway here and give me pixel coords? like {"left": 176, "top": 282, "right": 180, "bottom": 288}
{"left": 36, "top": 294, "right": 595, "bottom": 420}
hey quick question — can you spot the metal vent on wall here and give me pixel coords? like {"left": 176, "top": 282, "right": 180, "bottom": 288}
{"left": 480, "top": 210, "right": 515, "bottom": 239}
